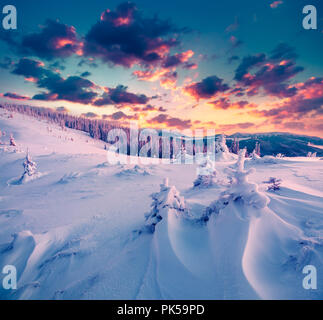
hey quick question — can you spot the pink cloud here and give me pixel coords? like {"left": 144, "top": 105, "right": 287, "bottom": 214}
{"left": 270, "top": 1, "right": 283, "bottom": 9}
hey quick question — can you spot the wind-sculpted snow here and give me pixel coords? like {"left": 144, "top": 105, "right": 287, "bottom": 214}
{"left": 57, "top": 172, "right": 82, "bottom": 184}
{"left": 0, "top": 109, "right": 322, "bottom": 299}
{"left": 116, "top": 164, "right": 153, "bottom": 177}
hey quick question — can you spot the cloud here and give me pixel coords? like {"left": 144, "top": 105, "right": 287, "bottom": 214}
{"left": 270, "top": 43, "right": 298, "bottom": 61}
{"left": 229, "top": 86, "right": 245, "bottom": 97}
{"left": 34, "top": 75, "right": 97, "bottom": 104}
{"left": 162, "top": 50, "right": 194, "bottom": 69}
{"left": 102, "top": 111, "right": 138, "bottom": 121}
{"left": 93, "top": 85, "right": 149, "bottom": 106}
{"left": 184, "top": 75, "right": 230, "bottom": 100}
{"left": 0, "top": 92, "right": 30, "bottom": 100}
{"left": 218, "top": 122, "right": 254, "bottom": 131}
{"left": 77, "top": 58, "right": 98, "bottom": 68}
{"left": 234, "top": 45, "right": 304, "bottom": 98}
{"left": 209, "top": 98, "right": 256, "bottom": 110}
{"left": 147, "top": 114, "right": 192, "bottom": 129}
{"left": 80, "top": 71, "right": 91, "bottom": 77}
{"left": 132, "top": 49, "right": 195, "bottom": 86}
{"left": 10, "top": 58, "right": 151, "bottom": 107}
{"left": 270, "top": 1, "right": 283, "bottom": 9}
{"left": 129, "top": 104, "right": 166, "bottom": 113}
{"left": 228, "top": 55, "right": 239, "bottom": 64}
{"left": 261, "top": 96, "right": 323, "bottom": 119}
{"left": 12, "top": 58, "right": 47, "bottom": 80}
{"left": 282, "top": 121, "right": 305, "bottom": 130}
{"left": 83, "top": 2, "right": 182, "bottom": 68}
{"left": 234, "top": 53, "right": 266, "bottom": 81}
{"left": 56, "top": 106, "right": 69, "bottom": 112}
{"left": 228, "top": 35, "right": 243, "bottom": 50}
{"left": 0, "top": 57, "right": 14, "bottom": 69}
{"left": 250, "top": 77, "right": 323, "bottom": 120}
{"left": 81, "top": 112, "right": 99, "bottom": 118}
{"left": 21, "top": 19, "right": 82, "bottom": 59}
{"left": 12, "top": 58, "right": 98, "bottom": 104}
{"left": 160, "top": 71, "right": 177, "bottom": 89}
{"left": 225, "top": 17, "right": 239, "bottom": 33}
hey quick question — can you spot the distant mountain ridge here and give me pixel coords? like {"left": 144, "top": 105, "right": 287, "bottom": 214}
{"left": 1, "top": 104, "right": 322, "bottom": 157}
{"left": 225, "top": 133, "right": 323, "bottom": 157}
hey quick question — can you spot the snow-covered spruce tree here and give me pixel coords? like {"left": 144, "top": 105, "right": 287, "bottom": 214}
{"left": 215, "top": 134, "right": 229, "bottom": 154}
{"left": 193, "top": 156, "right": 218, "bottom": 188}
{"left": 231, "top": 137, "right": 239, "bottom": 154}
{"left": 255, "top": 141, "right": 261, "bottom": 156}
{"left": 20, "top": 150, "right": 37, "bottom": 182}
{"left": 250, "top": 142, "right": 261, "bottom": 159}
{"left": 144, "top": 178, "right": 189, "bottom": 233}
{"left": 0, "top": 129, "right": 3, "bottom": 145}
{"left": 250, "top": 149, "right": 260, "bottom": 160}
{"left": 306, "top": 151, "right": 317, "bottom": 157}
{"left": 9, "top": 133, "right": 17, "bottom": 146}
{"left": 264, "top": 177, "right": 282, "bottom": 191}
{"left": 208, "top": 148, "right": 269, "bottom": 219}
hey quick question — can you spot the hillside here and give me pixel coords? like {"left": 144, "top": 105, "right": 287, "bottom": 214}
{"left": 0, "top": 108, "right": 322, "bottom": 300}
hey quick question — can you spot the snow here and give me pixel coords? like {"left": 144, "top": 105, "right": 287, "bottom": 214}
{"left": 0, "top": 108, "right": 322, "bottom": 300}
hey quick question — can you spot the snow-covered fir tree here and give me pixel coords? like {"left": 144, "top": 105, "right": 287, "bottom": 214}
{"left": 215, "top": 134, "right": 229, "bottom": 154}
{"left": 180, "top": 144, "right": 186, "bottom": 160}
{"left": 144, "top": 178, "right": 187, "bottom": 233}
{"left": 264, "top": 177, "right": 282, "bottom": 191}
{"left": 231, "top": 137, "right": 239, "bottom": 154}
{"left": 193, "top": 157, "right": 218, "bottom": 188}
{"left": 9, "top": 133, "right": 17, "bottom": 146}
{"left": 20, "top": 150, "right": 37, "bottom": 182}
{"left": 209, "top": 148, "right": 269, "bottom": 219}
{"left": 307, "top": 152, "right": 317, "bottom": 158}
{"left": 250, "top": 143, "right": 261, "bottom": 160}
{"left": 255, "top": 141, "right": 261, "bottom": 156}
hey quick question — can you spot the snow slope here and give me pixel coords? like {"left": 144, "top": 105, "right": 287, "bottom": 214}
{"left": 0, "top": 109, "right": 322, "bottom": 300}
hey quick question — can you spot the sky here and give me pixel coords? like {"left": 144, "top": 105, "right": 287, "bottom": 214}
{"left": 0, "top": 0, "right": 322, "bottom": 136}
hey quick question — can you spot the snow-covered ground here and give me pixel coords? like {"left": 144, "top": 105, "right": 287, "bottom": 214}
{"left": 0, "top": 109, "right": 322, "bottom": 300}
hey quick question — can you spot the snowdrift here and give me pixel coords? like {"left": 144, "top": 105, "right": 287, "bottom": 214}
{"left": 0, "top": 109, "right": 322, "bottom": 299}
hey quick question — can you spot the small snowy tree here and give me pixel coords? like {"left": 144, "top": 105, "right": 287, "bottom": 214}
{"left": 20, "top": 151, "right": 37, "bottom": 182}
{"left": 9, "top": 133, "right": 17, "bottom": 146}
{"left": 215, "top": 134, "right": 229, "bottom": 154}
{"left": 193, "top": 157, "right": 218, "bottom": 188}
{"left": 208, "top": 148, "right": 269, "bottom": 219}
{"left": 231, "top": 137, "right": 239, "bottom": 154}
{"left": 180, "top": 144, "right": 186, "bottom": 162}
{"left": 264, "top": 177, "right": 282, "bottom": 191}
{"left": 255, "top": 141, "right": 261, "bottom": 156}
{"left": 144, "top": 178, "right": 188, "bottom": 233}
{"left": 250, "top": 149, "right": 260, "bottom": 160}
